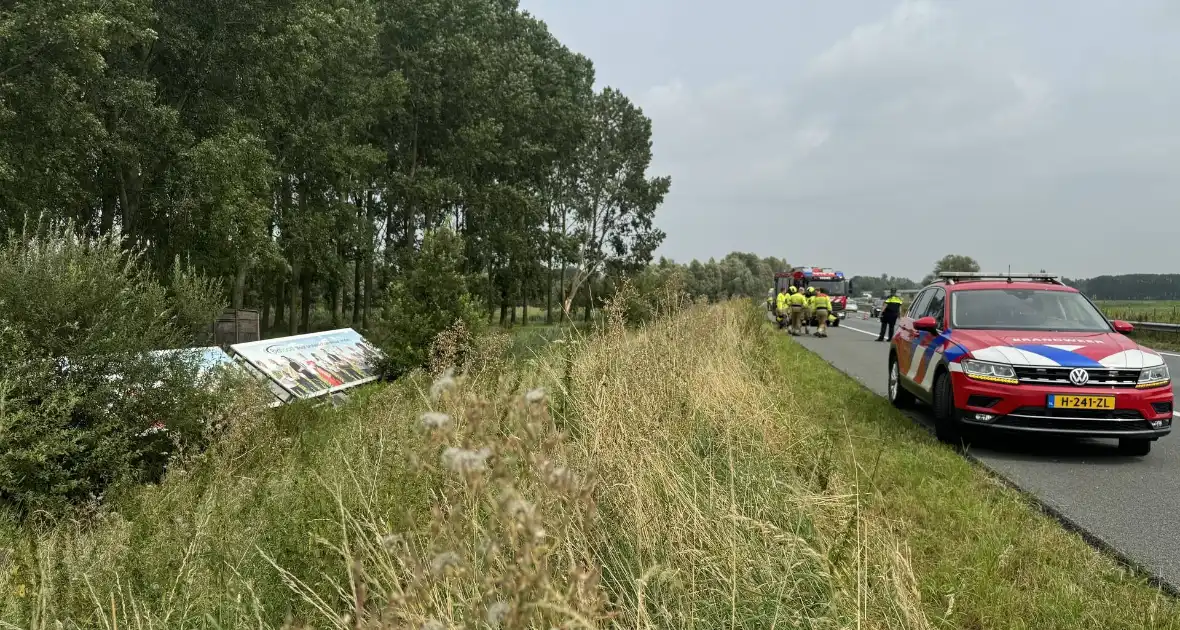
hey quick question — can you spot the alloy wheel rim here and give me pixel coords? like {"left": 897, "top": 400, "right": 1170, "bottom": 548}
{"left": 889, "top": 361, "right": 898, "bottom": 399}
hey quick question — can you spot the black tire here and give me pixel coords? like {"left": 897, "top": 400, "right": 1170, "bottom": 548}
{"left": 932, "top": 371, "right": 965, "bottom": 446}
{"left": 1117, "top": 438, "right": 1152, "bottom": 456}
{"left": 887, "top": 354, "right": 916, "bottom": 409}
{"left": 831, "top": 317, "right": 840, "bottom": 328}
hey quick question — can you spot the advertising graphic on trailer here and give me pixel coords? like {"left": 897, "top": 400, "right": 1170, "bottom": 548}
{"left": 150, "top": 346, "right": 237, "bottom": 377}
{"left": 230, "top": 328, "right": 384, "bottom": 398}
{"left": 151, "top": 346, "right": 287, "bottom": 406}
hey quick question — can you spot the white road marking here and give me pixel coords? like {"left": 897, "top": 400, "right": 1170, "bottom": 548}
{"left": 839, "top": 322, "right": 880, "bottom": 337}
{"left": 835, "top": 321, "right": 1180, "bottom": 418}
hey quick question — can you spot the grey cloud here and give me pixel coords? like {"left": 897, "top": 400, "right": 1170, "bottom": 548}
{"left": 521, "top": 0, "right": 1180, "bottom": 279}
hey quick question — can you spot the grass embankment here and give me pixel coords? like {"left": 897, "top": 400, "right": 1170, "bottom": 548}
{"left": 2, "top": 301, "right": 1178, "bottom": 628}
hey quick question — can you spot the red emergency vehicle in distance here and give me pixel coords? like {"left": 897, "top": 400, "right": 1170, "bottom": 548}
{"left": 772, "top": 266, "right": 851, "bottom": 327}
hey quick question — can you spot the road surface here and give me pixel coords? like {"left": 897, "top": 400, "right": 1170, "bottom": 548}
{"left": 793, "top": 314, "right": 1180, "bottom": 589}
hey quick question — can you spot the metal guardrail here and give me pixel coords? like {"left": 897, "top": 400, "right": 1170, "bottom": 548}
{"left": 1128, "top": 321, "right": 1180, "bottom": 333}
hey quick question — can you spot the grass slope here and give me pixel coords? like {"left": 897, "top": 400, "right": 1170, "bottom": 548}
{"left": 1, "top": 301, "right": 1178, "bottom": 628}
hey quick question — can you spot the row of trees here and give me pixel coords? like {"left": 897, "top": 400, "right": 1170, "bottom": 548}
{"left": 854, "top": 254, "right": 1180, "bottom": 300}
{"left": 0, "top": 0, "right": 669, "bottom": 336}
{"left": 1065, "top": 275, "right": 1180, "bottom": 300}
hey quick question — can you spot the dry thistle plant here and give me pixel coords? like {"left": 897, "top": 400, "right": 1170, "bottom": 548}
{"left": 283, "top": 368, "right": 610, "bottom": 629}
{"left": 428, "top": 320, "right": 512, "bottom": 381}
{"left": 427, "top": 319, "right": 472, "bottom": 378}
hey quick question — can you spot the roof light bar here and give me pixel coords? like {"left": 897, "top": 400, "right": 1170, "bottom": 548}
{"left": 936, "top": 271, "right": 1064, "bottom": 285}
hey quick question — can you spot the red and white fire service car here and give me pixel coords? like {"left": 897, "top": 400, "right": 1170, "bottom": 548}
{"left": 887, "top": 271, "right": 1172, "bottom": 456}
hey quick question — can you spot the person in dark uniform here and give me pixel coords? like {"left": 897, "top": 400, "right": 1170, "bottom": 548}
{"left": 877, "top": 289, "right": 904, "bottom": 342}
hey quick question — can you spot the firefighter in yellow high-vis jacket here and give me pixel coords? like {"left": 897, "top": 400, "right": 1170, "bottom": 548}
{"left": 811, "top": 288, "right": 833, "bottom": 337}
{"left": 787, "top": 286, "right": 806, "bottom": 335}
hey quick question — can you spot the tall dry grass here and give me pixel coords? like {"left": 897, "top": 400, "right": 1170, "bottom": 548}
{"left": 5, "top": 290, "right": 1178, "bottom": 628}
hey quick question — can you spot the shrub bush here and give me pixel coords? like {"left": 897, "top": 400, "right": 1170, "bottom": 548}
{"left": 371, "top": 228, "right": 484, "bottom": 379}
{"left": 0, "top": 227, "right": 232, "bottom": 516}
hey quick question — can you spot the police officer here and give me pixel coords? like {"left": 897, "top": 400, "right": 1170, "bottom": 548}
{"left": 877, "top": 289, "right": 904, "bottom": 342}
{"left": 812, "top": 287, "right": 832, "bottom": 337}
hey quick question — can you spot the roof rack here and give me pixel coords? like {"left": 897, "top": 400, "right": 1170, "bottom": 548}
{"left": 937, "top": 271, "right": 1065, "bottom": 285}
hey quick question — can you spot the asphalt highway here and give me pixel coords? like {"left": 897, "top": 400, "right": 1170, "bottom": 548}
{"left": 793, "top": 314, "right": 1180, "bottom": 589}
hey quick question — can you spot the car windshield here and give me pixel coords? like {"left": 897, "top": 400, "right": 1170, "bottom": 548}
{"left": 808, "top": 279, "right": 846, "bottom": 296}
{"left": 950, "top": 289, "right": 1112, "bottom": 332}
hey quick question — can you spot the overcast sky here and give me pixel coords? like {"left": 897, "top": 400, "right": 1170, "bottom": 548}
{"left": 518, "top": 0, "right": 1180, "bottom": 280}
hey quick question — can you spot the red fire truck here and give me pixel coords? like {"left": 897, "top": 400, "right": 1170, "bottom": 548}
{"left": 773, "top": 266, "right": 851, "bottom": 327}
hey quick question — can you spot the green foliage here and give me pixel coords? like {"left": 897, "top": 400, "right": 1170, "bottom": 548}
{"left": 0, "top": 0, "right": 671, "bottom": 336}
{"left": 922, "top": 254, "right": 981, "bottom": 284}
{"left": 623, "top": 253, "right": 788, "bottom": 304}
{"left": 0, "top": 228, "right": 230, "bottom": 515}
{"left": 561, "top": 88, "right": 671, "bottom": 314}
{"left": 848, "top": 274, "right": 921, "bottom": 298}
{"left": 1069, "top": 275, "right": 1180, "bottom": 300}
{"left": 372, "top": 228, "right": 483, "bottom": 378}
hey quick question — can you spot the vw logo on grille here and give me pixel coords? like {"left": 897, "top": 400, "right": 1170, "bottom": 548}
{"left": 1069, "top": 368, "right": 1090, "bottom": 386}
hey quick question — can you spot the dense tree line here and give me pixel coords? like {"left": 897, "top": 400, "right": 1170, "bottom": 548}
{"left": 0, "top": 0, "right": 669, "bottom": 336}
{"left": 625, "top": 252, "right": 789, "bottom": 303}
{"left": 1065, "top": 275, "right": 1180, "bottom": 300}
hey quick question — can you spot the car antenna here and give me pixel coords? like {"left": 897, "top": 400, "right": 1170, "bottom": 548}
{"left": 1006, "top": 264, "right": 1012, "bottom": 284}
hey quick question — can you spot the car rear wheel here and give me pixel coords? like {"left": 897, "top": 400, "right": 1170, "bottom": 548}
{"left": 888, "top": 354, "right": 915, "bottom": 409}
{"left": 1117, "top": 438, "right": 1152, "bottom": 456}
{"left": 932, "top": 371, "right": 966, "bottom": 447}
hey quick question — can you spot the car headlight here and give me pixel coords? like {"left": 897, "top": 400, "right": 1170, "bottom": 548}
{"left": 1137, "top": 364, "right": 1170, "bottom": 388}
{"left": 962, "top": 359, "right": 1018, "bottom": 384}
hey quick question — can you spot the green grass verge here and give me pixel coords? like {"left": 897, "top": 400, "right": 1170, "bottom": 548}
{"left": 1, "top": 302, "right": 1178, "bottom": 628}
{"left": 776, "top": 325, "right": 1180, "bottom": 628}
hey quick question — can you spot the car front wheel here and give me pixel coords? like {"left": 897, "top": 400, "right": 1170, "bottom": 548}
{"left": 1118, "top": 438, "right": 1152, "bottom": 456}
{"left": 932, "top": 371, "right": 966, "bottom": 447}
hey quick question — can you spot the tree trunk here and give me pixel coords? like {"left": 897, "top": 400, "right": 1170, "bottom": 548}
{"left": 232, "top": 261, "right": 249, "bottom": 309}
{"left": 288, "top": 260, "right": 300, "bottom": 336}
{"left": 510, "top": 274, "right": 518, "bottom": 325}
{"left": 487, "top": 264, "right": 496, "bottom": 324}
{"left": 261, "top": 283, "right": 272, "bottom": 334}
{"left": 499, "top": 278, "right": 510, "bottom": 326}
{"left": 99, "top": 173, "right": 116, "bottom": 235}
{"left": 363, "top": 192, "right": 376, "bottom": 331}
{"left": 545, "top": 268, "right": 552, "bottom": 324}
{"left": 274, "top": 277, "right": 287, "bottom": 330}
{"left": 521, "top": 276, "right": 528, "bottom": 326}
{"left": 300, "top": 269, "right": 312, "bottom": 333}
{"left": 583, "top": 282, "right": 592, "bottom": 323}
{"left": 352, "top": 258, "right": 362, "bottom": 327}
{"left": 363, "top": 252, "right": 373, "bottom": 331}
{"left": 331, "top": 278, "right": 342, "bottom": 327}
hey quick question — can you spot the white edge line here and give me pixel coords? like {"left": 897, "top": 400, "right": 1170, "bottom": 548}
{"left": 840, "top": 323, "right": 879, "bottom": 337}
{"left": 835, "top": 323, "right": 1180, "bottom": 418}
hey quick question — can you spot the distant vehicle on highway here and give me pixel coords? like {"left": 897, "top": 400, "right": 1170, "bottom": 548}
{"left": 886, "top": 271, "right": 1172, "bottom": 455}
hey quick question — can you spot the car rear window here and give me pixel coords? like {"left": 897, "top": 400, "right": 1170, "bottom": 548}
{"left": 950, "top": 288, "right": 1112, "bottom": 332}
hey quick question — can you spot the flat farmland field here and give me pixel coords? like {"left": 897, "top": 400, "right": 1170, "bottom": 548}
{"left": 1096, "top": 300, "right": 1180, "bottom": 324}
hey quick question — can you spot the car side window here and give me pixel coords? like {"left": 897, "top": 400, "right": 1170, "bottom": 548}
{"left": 906, "top": 292, "right": 925, "bottom": 320}
{"left": 922, "top": 288, "right": 946, "bottom": 328}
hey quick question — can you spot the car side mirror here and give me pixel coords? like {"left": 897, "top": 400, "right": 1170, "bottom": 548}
{"left": 1111, "top": 320, "right": 1134, "bottom": 333}
{"left": 913, "top": 316, "right": 939, "bottom": 332}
